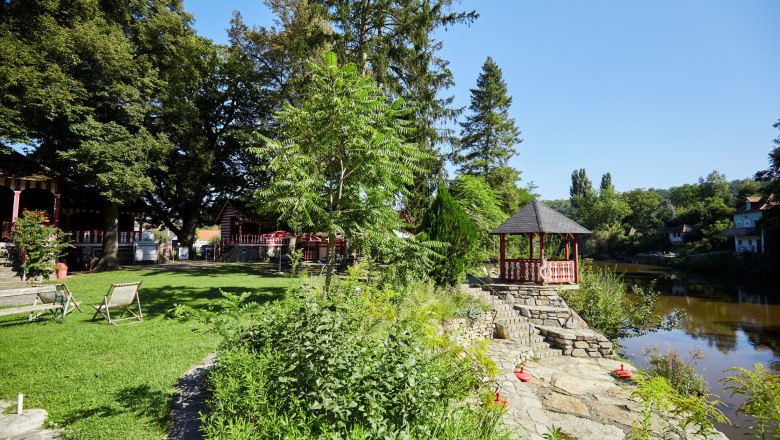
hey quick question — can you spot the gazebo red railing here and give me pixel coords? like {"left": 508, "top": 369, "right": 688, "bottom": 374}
{"left": 491, "top": 200, "right": 591, "bottom": 285}
{"left": 502, "top": 259, "right": 576, "bottom": 283}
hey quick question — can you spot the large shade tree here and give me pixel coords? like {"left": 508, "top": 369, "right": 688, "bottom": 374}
{"left": 0, "top": 0, "right": 189, "bottom": 270}
{"left": 144, "top": 31, "right": 267, "bottom": 251}
{"left": 253, "top": 53, "right": 427, "bottom": 293}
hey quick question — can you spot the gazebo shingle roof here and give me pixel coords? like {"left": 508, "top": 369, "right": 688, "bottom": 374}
{"left": 491, "top": 200, "right": 591, "bottom": 235}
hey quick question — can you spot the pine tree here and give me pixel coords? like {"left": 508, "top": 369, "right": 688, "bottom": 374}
{"left": 570, "top": 168, "right": 594, "bottom": 209}
{"left": 455, "top": 57, "right": 521, "bottom": 177}
{"left": 418, "top": 184, "right": 478, "bottom": 286}
{"left": 600, "top": 172, "right": 614, "bottom": 193}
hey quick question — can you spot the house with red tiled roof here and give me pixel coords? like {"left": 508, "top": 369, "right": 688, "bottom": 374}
{"left": 723, "top": 194, "right": 778, "bottom": 253}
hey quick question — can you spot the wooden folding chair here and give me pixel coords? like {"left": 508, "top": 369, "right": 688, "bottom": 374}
{"left": 29, "top": 284, "right": 83, "bottom": 321}
{"left": 92, "top": 282, "right": 143, "bottom": 325}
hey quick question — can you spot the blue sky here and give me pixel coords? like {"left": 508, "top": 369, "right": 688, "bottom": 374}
{"left": 184, "top": 0, "right": 780, "bottom": 199}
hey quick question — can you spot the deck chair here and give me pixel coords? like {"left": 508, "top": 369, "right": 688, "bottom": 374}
{"left": 92, "top": 282, "right": 143, "bottom": 325}
{"left": 29, "top": 284, "right": 83, "bottom": 321}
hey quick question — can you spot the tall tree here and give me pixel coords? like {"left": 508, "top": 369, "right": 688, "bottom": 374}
{"left": 144, "top": 32, "right": 267, "bottom": 251}
{"left": 250, "top": 0, "right": 478, "bottom": 224}
{"left": 0, "top": 0, "right": 186, "bottom": 270}
{"left": 454, "top": 57, "right": 521, "bottom": 177}
{"left": 253, "top": 53, "right": 427, "bottom": 294}
{"left": 570, "top": 168, "right": 594, "bottom": 210}
{"left": 600, "top": 172, "right": 614, "bottom": 192}
{"left": 755, "top": 119, "right": 780, "bottom": 254}
{"left": 755, "top": 119, "right": 780, "bottom": 194}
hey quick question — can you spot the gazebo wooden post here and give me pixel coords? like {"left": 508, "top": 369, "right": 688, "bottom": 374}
{"left": 565, "top": 234, "right": 570, "bottom": 260}
{"left": 539, "top": 232, "right": 546, "bottom": 285}
{"left": 499, "top": 233, "right": 506, "bottom": 279}
{"left": 573, "top": 234, "right": 580, "bottom": 284}
{"left": 528, "top": 233, "right": 534, "bottom": 259}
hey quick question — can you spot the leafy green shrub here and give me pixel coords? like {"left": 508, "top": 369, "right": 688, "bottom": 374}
{"left": 722, "top": 364, "right": 780, "bottom": 440}
{"left": 562, "top": 262, "right": 675, "bottom": 341}
{"left": 631, "top": 372, "right": 727, "bottom": 440}
{"left": 12, "top": 209, "right": 71, "bottom": 280}
{"left": 202, "top": 289, "right": 507, "bottom": 439}
{"left": 644, "top": 346, "right": 708, "bottom": 397}
{"left": 419, "top": 184, "right": 479, "bottom": 286}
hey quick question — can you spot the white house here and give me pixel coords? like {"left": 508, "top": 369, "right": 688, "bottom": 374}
{"left": 723, "top": 195, "right": 778, "bottom": 253}
{"left": 661, "top": 224, "right": 694, "bottom": 244}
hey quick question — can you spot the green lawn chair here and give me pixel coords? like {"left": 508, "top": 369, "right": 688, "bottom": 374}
{"left": 29, "top": 283, "right": 83, "bottom": 321}
{"left": 92, "top": 282, "right": 143, "bottom": 325}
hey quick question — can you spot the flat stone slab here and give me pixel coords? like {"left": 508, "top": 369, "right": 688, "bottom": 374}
{"left": 552, "top": 375, "right": 618, "bottom": 396}
{"left": 543, "top": 392, "right": 590, "bottom": 417}
{"left": 543, "top": 410, "right": 626, "bottom": 440}
{"left": 0, "top": 409, "right": 48, "bottom": 437}
{"left": 588, "top": 401, "right": 642, "bottom": 427}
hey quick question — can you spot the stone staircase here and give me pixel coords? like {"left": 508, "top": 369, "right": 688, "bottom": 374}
{"left": 463, "top": 283, "right": 563, "bottom": 360}
{"left": 464, "top": 279, "right": 615, "bottom": 360}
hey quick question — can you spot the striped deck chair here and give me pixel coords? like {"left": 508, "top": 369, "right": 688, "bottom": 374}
{"left": 92, "top": 282, "right": 143, "bottom": 325}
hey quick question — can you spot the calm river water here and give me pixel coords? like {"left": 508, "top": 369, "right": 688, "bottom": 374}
{"left": 594, "top": 262, "right": 780, "bottom": 440}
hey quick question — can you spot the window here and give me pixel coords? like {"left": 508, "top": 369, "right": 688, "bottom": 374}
{"left": 737, "top": 239, "right": 742, "bottom": 245}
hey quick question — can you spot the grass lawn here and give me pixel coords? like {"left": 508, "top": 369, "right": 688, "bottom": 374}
{"left": 0, "top": 262, "right": 292, "bottom": 439}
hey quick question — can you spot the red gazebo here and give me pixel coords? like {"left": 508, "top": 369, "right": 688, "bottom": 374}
{"left": 491, "top": 200, "right": 591, "bottom": 284}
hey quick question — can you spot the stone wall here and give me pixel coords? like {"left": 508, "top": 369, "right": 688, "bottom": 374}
{"left": 441, "top": 310, "right": 496, "bottom": 347}
{"left": 537, "top": 326, "right": 615, "bottom": 359}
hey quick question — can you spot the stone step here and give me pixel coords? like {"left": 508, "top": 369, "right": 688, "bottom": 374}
{"left": 510, "top": 335, "right": 547, "bottom": 346}
{"left": 516, "top": 342, "right": 553, "bottom": 352}
{"left": 493, "top": 315, "right": 527, "bottom": 324}
{"left": 533, "top": 348, "right": 563, "bottom": 359}
{"left": 0, "top": 280, "right": 27, "bottom": 289}
{"left": 514, "top": 305, "right": 571, "bottom": 313}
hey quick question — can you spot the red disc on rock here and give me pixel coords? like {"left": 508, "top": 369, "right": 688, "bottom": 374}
{"left": 613, "top": 363, "right": 633, "bottom": 379}
{"left": 514, "top": 367, "right": 532, "bottom": 382}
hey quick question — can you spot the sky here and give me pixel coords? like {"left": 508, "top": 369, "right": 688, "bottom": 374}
{"left": 184, "top": 0, "right": 780, "bottom": 199}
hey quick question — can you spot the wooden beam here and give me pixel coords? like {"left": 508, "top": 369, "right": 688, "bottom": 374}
{"left": 574, "top": 234, "right": 580, "bottom": 284}
{"left": 529, "top": 233, "right": 534, "bottom": 260}
{"left": 499, "top": 233, "right": 506, "bottom": 279}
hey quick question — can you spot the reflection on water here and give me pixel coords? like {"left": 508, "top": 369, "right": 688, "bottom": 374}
{"left": 595, "top": 262, "right": 780, "bottom": 440}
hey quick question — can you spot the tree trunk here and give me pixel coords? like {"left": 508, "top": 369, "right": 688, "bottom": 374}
{"left": 324, "top": 231, "right": 337, "bottom": 296}
{"left": 176, "top": 206, "right": 199, "bottom": 257}
{"left": 94, "top": 200, "right": 119, "bottom": 271}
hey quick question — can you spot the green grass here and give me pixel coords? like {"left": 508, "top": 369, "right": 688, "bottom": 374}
{"left": 0, "top": 263, "right": 292, "bottom": 439}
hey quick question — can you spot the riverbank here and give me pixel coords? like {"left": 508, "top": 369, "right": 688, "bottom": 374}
{"left": 599, "top": 261, "right": 780, "bottom": 440}
{"left": 487, "top": 340, "right": 728, "bottom": 440}
{"left": 594, "top": 252, "right": 779, "bottom": 282}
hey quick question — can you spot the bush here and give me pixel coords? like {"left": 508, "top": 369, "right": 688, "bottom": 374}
{"left": 631, "top": 372, "right": 727, "bottom": 440}
{"left": 201, "top": 280, "right": 508, "bottom": 439}
{"left": 643, "top": 347, "right": 708, "bottom": 397}
{"left": 418, "top": 184, "right": 479, "bottom": 287}
{"left": 722, "top": 364, "right": 780, "bottom": 440}
{"left": 562, "top": 262, "right": 674, "bottom": 341}
{"left": 12, "top": 209, "right": 71, "bottom": 280}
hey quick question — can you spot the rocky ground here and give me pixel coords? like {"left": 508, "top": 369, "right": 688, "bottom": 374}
{"left": 487, "top": 340, "right": 729, "bottom": 440}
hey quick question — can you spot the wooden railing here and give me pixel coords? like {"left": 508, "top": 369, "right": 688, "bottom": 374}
{"left": 502, "top": 259, "right": 576, "bottom": 284}
{"left": 225, "top": 234, "right": 289, "bottom": 245}
{"left": 66, "top": 230, "right": 140, "bottom": 244}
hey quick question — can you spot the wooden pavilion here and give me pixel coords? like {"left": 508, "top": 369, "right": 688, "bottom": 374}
{"left": 491, "top": 200, "right": 591, "bottom": 284}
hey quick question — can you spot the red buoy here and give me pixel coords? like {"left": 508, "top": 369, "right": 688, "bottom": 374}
{"left": 493, "top": 391, "right": 509, "bottom": 407}
{"left": 613, "top": 363, "right": 633, "bottom": 379}
{"left": 514, "top": 366, "right": 532, "bottom": 382}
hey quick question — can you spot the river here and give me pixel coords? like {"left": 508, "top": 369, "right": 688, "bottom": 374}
{"left": 593, "top": 262, "right": 780, "bottom": 440}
